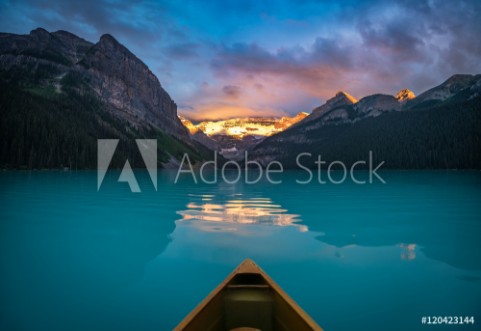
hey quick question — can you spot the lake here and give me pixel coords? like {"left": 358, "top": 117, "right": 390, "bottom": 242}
{"left": 1, "top": 170, "right": 480, "bottom": 330}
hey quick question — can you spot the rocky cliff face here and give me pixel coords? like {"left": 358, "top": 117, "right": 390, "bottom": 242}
{"left": 0, "top": 28, "right": 189, "bottom": 141}
{"left": 0, "top": 28, "right": 93, "bottom": 66}
{"left": 80, "top": 34, "right": 188, "bottom": 138}
{"left": 0, "top": 28, "right": 214, "bottom": 169}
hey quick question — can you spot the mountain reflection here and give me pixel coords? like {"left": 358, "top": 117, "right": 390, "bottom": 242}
{"left": 177, "top": 194, "right": 307, "bottom": 232}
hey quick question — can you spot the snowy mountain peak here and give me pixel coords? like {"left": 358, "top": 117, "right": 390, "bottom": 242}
{"left": 179, "top": 113, "right": 308, "bottom": 139}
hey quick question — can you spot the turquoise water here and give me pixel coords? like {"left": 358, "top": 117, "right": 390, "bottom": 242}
{"left": 1, "top": 170, "right": 480, "bottom": 331}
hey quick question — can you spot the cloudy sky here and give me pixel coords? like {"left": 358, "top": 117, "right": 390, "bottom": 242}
{"left": 1, "top": 0, "right": 480, "bottom": 120}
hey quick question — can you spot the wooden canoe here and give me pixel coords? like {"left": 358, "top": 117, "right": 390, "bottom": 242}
{"left": 174, "top": 258, "right": 323, "bottom": 331}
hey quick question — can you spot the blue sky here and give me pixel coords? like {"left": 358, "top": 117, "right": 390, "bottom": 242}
{"left": 1, "top": 0, "right": 480, "bottom": 120}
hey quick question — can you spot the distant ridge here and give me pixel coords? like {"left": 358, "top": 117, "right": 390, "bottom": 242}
{"left": 179, "top": 112, "right": 309, "bottom": 160}
{"left": 248, "top": 74, "right": 481, "bottom": 169}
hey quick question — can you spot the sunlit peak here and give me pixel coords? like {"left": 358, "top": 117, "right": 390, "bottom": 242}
{"left": 335, "top": 91, "right": 358, "bottom": 104}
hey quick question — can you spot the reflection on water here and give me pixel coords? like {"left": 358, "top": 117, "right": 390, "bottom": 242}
{"left": 177, "top": 194, "right": 307, "bottom": 232}
{"left": 1, "top": 171, "right": 481, "bottom": 331}
{"left": 400, "top": 243, "right": 417, "bottom": 260}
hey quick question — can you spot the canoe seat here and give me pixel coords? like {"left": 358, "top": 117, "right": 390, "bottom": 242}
{"left": 224, "top": 287, "right": 273, "bottom": 331}
{"left": 227, "top": 285, "right": 270, "bottom": 289}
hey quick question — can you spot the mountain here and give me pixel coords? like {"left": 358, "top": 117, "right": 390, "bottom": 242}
{"left": 178, "top": 116, "right": 199, "bottom": 135}
{"left": 178, "top": 116, "right": 218, "bottom": 151}
{"left": 193, "top": 112, "right": 309, "bottom": 138}
{"left": 354, "top": 93, "right": 400, "bottom": 117}
{"left": 79, "top": 33, "right": 187, "bottom": 138}
{"left": 406, "top": 74, "right": 481, "bottom": 109}
{"left": 312, "top": 91, "right": 357, "bottom": 116}
{"left": 276, "top": 112, "right": 310, "bottom": 130}
{"left": 180, "top": 112, "right": 308, "bottom": 159}
{"left": 396, "top": 88, "right": 415, "bottom": 103}
{"left": 0, "top": 28, "right": 213, "bottom": 169}
{"left": 296, "top": 88, "right": 413, "bottom": 132}
{"left": 249, "top": 75, "right": 481, "bottom": 169}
